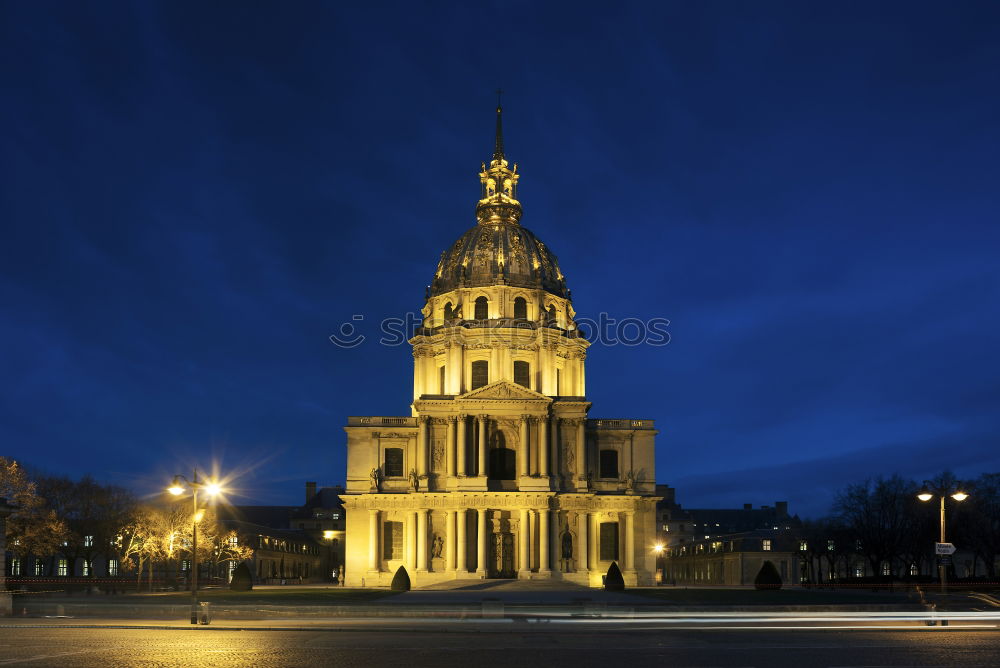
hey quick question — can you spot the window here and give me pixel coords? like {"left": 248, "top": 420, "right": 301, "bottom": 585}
{"left": 762, "top": 539, "right": 772, "bottom": 551}
{"left": 57, "top": 559, "right": 68, "bottom": 576}
{"left": 662, "top": 524, "right": 669, "bottom": 532}
{"left": 108, "top": 559, "right": 118, "bottom": 576}
{"left": 84, "top": 535, "right": 93, "bottom": 547}
{"left": 513, "top": 361, "right": 530, "bottom": 388}
{"left": 513, "top": 297, "right": 527, "bottom": 319}
{"left": 882, "top": 562, "right": 891, "bottom": 576}
{"left": 383, "top": 521, "right": 403, "bottom": 560}
{"left": 910, "top": 564, "right": 919, "bottom": 576}
{"left": 599, "top": 449, "right": 619, "bottom": 479}
{"left": 854, "top": 566, "right": 864, "bottom": 578}
{"left": 332, "top": 513, "right": 340, "bottom": 520}
{"left": 182, "top": 560, "right": 191, "bottom": 571}
{"left": 827, "top": 540, "right": 835, "bottom": 552}
{"left": 384, "top": 448, "right": 404, "bottom": 477}
{"left": 489, "top": 444, "right": 516, "bottom": 480}
{"left": 799, "top": 541, "right": 808, "bottom": 552}
{"left": 228, "top": 562, "right": 236, "bottom": 582}
{"left": 10, "top": 558, "right": 20, "bottom": 576}
{"left": 34, "top": 561, "right": 44, "bottom": 576}
{"left": 82, "top": 560, "right": 91, "bottom": 576}
{"left": 439, "top": 366, "right": 446, "bottom": 394}
{"left": 228, "top": 535, "right": 239, "bottom": 547}
{"left": 599, "top": 522, "right": 619, "bottom": 561}
{"left": 471, "top": 360, "right": 489, "bottom": 390}
{"left": 474, "top": 296, "right": 488, "bottom": 320}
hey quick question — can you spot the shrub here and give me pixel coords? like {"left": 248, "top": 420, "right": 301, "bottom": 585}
{"left": 229, "top": 562, "right": 253, "bottom": 591}
{"left": 390, "top": 565, "right": 411, "bottom": 592}
{"left": 605, "top": 562, "right": 625, "bottom": 591}
{"left": 754, "top": 560, "right": 783, "bottom": 590}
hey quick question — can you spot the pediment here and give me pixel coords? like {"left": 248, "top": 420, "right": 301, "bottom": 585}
{"left": 457, "top": 380, "right": 551, "bottom": 402}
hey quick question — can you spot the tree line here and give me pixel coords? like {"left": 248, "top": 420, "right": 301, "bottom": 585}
{"left": 1, "top": 457, "right": 252, "bottom": 589}
{"left": 800, "top": 472, "right": 1000, "bottom": 582}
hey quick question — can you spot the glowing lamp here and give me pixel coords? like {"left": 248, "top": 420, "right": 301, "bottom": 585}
{"left": 951, "top": 492, "right": 968, "bottom": 502}
{"left": 917, "top": 490, "right": 933, "bottom": 502}
{"left": 204, "top": 482, "right": 222, "bottom": 496}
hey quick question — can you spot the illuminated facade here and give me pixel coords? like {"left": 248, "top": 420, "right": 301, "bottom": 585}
{"left": 341, "top": 106, "right": 658, "bottom": 587}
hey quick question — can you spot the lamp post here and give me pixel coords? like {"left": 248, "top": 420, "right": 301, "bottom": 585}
{"left": 917, "top": 482, "right": 968, "bottom": 594}
{"left": 168, "top": 470, "right": 221, "bottom": 624}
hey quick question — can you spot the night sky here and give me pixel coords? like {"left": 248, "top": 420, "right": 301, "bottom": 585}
{"left": 2, "top": 2, "right": 998, "bottom": 518}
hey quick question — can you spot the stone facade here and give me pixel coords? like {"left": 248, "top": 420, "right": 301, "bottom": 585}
{"left": 342, "top": 106, "right": 659, "bottom": 588}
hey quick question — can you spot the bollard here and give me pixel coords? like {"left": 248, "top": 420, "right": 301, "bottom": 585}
{"left": 199, "top": 602, "right": 212, "bottom": 625}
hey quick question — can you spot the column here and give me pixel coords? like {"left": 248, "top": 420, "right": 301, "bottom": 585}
{"left": 445, "top": 510, "right": 456, "bottom": 571}
{"left": 550, "top": 416, "right": 559, "bottom": 481}
{"left": 576, "top": 511, "right": 588, "bottom": 572}
{"left": 588, "top": 512, "right": 598, "bottom": 569}
{"left": 624, "top": 512, "right": 635, "bottom": 572}
{"left": 550, "top": 509, "right": 560, "bottom": 573}
{"left": 446, "top": 417, "right": 456, "bottom": 478}
{"left": 575, "top": 419, "right": 586, "bottom": 487}
{"left": 518, "top": 415, "right": 530, "bottom": 477}
{"left": 538, "top": 507, "right": 550, "bottom": 573}
{"left": 457, "top": 414, "right": 467, "bottom": 476}
{"left": 406, "top": 510, "right": 417, "bottom": 571}
{"left": 368, "top": 509, "right": 379, "bottom": 571}
{"left": 477, "top": 415, "right": 488, "bottom": 478}
{"left": 456, "top": 510, "right": 467, "bottom": 572}
{"left": 417, "top": 509, "right": 428, "bottom": 571}
{"left": 538, "top": 417, "right": 548, "bottom": 476}
{"left": 476, "top": 508, "right": 487, "bottom": 575}
{"left": 417, "top": 416, "right": 428, "bottom": 477}
{"left": 518, "top": 508, "right": 529, "bottom": 575}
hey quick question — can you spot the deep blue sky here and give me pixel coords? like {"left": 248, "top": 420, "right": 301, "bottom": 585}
{"left": 2, "top": 2, "right": 998, "bottom": 517}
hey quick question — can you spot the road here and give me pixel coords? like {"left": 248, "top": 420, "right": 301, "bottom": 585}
{"left": 1, "top": 624, "right": 999, "bottom": 667}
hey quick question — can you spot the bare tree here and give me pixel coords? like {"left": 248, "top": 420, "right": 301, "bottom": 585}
{"left": 834, "top": 475, "right": 917, "bottom": 579}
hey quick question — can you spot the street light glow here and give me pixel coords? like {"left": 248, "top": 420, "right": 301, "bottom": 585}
{"left": 653, "top": 544, "right": 665, "bottom": 554}
{"left": 168, "top": 485, "right": 184, "bottom": 496}
{"left": 917, "top": 491, "right": 933, "bottom": 502}
{"left": 204, "top": 482, "right": 222, "bottom": 496}
{"left": 323, "top": 530, "right": 335, "bottom": 540}
{"left": 951, "top": 491, "right": 969, "bottom": 502}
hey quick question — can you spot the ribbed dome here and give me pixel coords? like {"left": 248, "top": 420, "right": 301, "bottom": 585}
{"left": 430, "top": 223, "right": 568, "bottom": 298}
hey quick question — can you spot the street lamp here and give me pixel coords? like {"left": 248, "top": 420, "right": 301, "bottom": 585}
{"left": 167, "top": 470, "right": 222, "bottom": 624}
{"left": 916, "top": 481, "right": 969, "bottom": 594}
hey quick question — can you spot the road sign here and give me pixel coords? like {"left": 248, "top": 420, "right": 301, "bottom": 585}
{"left": 937, "top": 555, "right": 953, "bottom": 566}
{"left": 935, "top": 542, "right": 956, "bottom": 555}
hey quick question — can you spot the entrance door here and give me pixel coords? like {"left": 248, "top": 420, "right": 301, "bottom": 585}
{"left": 489, "top": 532, "right": 515, "bottom": 578}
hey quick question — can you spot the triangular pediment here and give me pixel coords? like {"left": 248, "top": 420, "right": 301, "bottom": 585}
{"left": 457, "top": 380, "right": 552, "bottom": 402}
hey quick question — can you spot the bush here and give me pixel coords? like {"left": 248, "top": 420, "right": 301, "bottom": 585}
{"left": 754, "top": 560, "right": 782, "bottom": 590}
{"left": 230, "top": 562, "right": 253, "bottom": 591}
{"left": 605, "top": 562, "right": 625, "bottom": 591}
{"left": 390, "top": 566, "right": 411, "bottom": 592}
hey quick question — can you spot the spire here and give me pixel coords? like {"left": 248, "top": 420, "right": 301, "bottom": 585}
{"left": 492, "top": 88, "right": 504, "bottom": 164}
{"left": 477, "top": 94, "right": 520, "bottom": 225}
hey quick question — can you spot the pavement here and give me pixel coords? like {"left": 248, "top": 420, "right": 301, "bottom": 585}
{"left": 1, "top": 625, "right": 999, "bottom": 667}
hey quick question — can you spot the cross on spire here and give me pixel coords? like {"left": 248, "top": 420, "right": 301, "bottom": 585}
{"left": 493, "top": 88, "right": 504, "bottom": 163}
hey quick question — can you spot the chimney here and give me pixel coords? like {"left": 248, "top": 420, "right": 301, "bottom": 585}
{"left": 743, "top": 503, "right": 752, "bottom": 511}
{"left": 776, "top": 501, "right": 788, "bottom": 519}
{"left": 305, "top": 481, "right": 317, "bottom": 503}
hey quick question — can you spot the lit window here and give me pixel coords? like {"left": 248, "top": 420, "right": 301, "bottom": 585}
{"left": 84, "top": 535, "right": 93, "bottom": 547}
{"left": 228, "top": 535, "right": 239, "bottom": 547}
{"left": 854, "top": 566, "right": 864, "bottom": 578}
{"left": 762, "top": 539, "right": 772, "bottom": 551}
{"left": 331, "top": 513, "right": 340, "bottom": 520}
{"left": 108, "top": 559, "right": 118, "bottom": 576}
{"left": 182, "top": 560, "right": 191, "bottom": 571}
{"left": 662, "top": 524, "right": 669, "bottom": 532}
{"left": 882, "top": 562, "right": 891, "bottom": 576}
{"left": 10, "top": 558, "right": 21, "bottom": 575}
{"left": 799, "top": 541, "right": 808, "bottom": 552}
{"left": 57, "top": 559, "right": 68, "bottom": 576}
{"left": 35, "top": 562, "right": 44, "bottom": 576}
{"left": 827, "top": 540, "right": 835, "bottom": 552}
{"left": 910, "top": 564, "right": 919, "bottom": 576}
{"left": 82, "top": 560, "right": 91, "bottom": 576}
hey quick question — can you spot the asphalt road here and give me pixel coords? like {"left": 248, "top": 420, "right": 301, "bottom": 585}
{"left": 1, "top": 626, "right": 999, "bottom": 667}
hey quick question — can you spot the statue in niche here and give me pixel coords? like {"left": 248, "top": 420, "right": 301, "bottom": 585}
{"left": 486, "top": 178, "right": 496, "bottom": 197}
{"left": 624, "top": 470, "right": 635, "bottom": 495}
{"left": 561, "top": 532, "right": 573, "bottom": 560}
{"left": 408, "top": 469, "right": 419, "bottom": 492}
{"left": 369, "top": 467, "right": 381, "bottom": 493}
{"left": 432, "top": 533, "right": 444, "bottom": 559}
{"left": 503, "top": 178, "right": 513, "bottom": 196}
{"left": 585, "top": 470, "right": 594, "bottom": 492}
